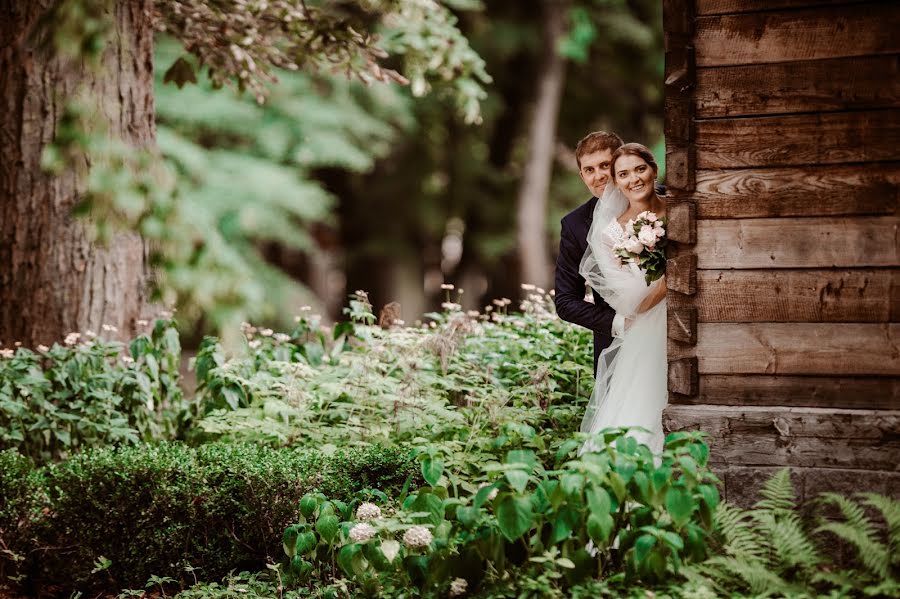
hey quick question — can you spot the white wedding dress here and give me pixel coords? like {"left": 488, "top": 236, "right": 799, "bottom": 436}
{"left": 578, "top": 186, "right": 667, "bottom": 454}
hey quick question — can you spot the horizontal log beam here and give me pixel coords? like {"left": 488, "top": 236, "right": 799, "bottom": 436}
{"left": 667, "top": 269, "right": 899, "bottom": 323}
{"left": 669, "top": 164, "right": 900, "bottom": 219}
{"left": 696, "top": 55, "right": 900, "bottom": 118}
{"left": 694, "top": 217, "right": 900, "bottom": 269}
{"left": 696, "top": 0, "right": 871, "bottom": 16}
{"left": 668, "top": 322, "right": 900, "bottom": 376}
{"left": 695, "top": 5, "right": 900, "bottom": 67}
{"left": 663, "top": 404, "right": 900, "bottom": 470}
{"left": 696, "top": 110, "right": 900, "bottom": 169}
{"left": 670, "top": 374, "right": 899, "bottom": 410}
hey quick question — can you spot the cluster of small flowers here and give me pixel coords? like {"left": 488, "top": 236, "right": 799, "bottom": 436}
{"left": 402, "top": 525, "right": 433, "bottom": 548}
{"left": 449, "top": 577, "right": 468, "bottom": 597}
{"left": 0, "top": 348, "right": 14, "bottom": 358}
{"left": 518, "top": 284, "right": 557, "bottom": 321}
{"left": 348, "top": 522, "right": 376, "bottom": 543}
{"left": 356, "top": 502, "right": 382, "bottom": 521}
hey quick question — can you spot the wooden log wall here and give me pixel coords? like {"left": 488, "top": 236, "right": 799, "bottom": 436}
{"left": 662, "top": 0, "right": 900, "bottom": 503}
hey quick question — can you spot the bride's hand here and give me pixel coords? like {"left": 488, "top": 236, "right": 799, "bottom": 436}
{"left": 637, "top": 275, "right": 666, "bottom": 313}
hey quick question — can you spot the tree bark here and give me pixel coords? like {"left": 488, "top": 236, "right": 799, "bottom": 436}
{"left": 0, "top": 1, "right": 154, "bottom": 347}
{"left": 515, "top": 0, "right": 567, "bottom": 289}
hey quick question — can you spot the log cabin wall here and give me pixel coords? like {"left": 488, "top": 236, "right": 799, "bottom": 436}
{"left": 661, "top": 0, "right": 900, "bottom": 504}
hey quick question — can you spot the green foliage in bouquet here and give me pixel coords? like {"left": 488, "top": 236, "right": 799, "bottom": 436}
{"left": 0, "top": 317, "right": 188, "bottom": 463}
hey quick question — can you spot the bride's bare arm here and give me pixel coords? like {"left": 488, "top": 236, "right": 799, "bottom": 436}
{"left": 637, "top": 275, "right": 666, "bottom": 313}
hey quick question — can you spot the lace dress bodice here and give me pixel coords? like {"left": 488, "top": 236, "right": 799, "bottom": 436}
{"left": 603, "top": 218, "right": 627, "bottom": 246}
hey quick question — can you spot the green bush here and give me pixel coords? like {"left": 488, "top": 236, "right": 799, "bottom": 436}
{"left": 0, "top": 450, "right": 43, "bottom": 588}
{"left": 0, "top": 317, "right": 188, "bottom": 463}
{"left": 26, "top": 442, "right": 416, "bottom": 593}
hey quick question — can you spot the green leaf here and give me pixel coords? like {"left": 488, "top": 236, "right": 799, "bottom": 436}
{"left": 316, "top": 514, "right": 339, "bottom": 543}
{"left": 506, "top": 449, "right": 536, "bottom": 467}
{"left": 505, "top": 469, "right": 529, "bottom": 493}
{"left": 561, "top": 473, "right": 584, "bottom": 497}
{"left": 587, "top": 513, "right": 614, "bottom": 546}
{"left": 421, "top": 457, "right": 444, "bottom": 487}
{"left": 586, "top": 486, "right": 612, "bottom": 515}
{"left": 409, "top": 491, "right": 444, "bottom": 526}
{"left": 296, "top": 531, "right": 317, "bottom": 555}
{"left": 665, "top": 486, "right": 695, "bottom": 528}
{"left": 698, "top": 484, "right": 720, "bottom": 510}
{"left": 299, "top": 494, "right": 318, "bottom": 518}
{"left": 380, "top": 539, "right": 400, "bottom": 563}
{"left": 634, "top": 533, "right": 657, "bottom": 564}
{"left": 496, "top": 494, "right": 533, "bottom": 542}
{"left": 337, "top": 544, "right": 364, "bottom": 577}
{"left": 282, "top": 525, "right": 299, "bottom": 557}
{"left": 556, "top": 557, "right": 576, "bottom": 569}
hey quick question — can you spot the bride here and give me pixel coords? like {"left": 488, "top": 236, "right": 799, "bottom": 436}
{"left": 578, "top": 143, "right": 668, "bottom": 454}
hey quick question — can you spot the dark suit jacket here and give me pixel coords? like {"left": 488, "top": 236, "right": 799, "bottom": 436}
{"left": 554, "top": 184, "right": 665, "bottom": 374}
{"left": 554, "top": 196, "right": 615, "bottom": 375}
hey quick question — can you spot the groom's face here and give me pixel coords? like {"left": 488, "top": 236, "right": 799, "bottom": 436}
{"left": 578, "top": 148, "right": 614, "bottom": 198}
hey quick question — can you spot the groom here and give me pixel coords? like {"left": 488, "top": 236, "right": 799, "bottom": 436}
{"left": 554, "top": 131, "right": 663, "bottom": 375}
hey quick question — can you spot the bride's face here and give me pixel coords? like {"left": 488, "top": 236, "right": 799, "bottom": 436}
{"left": 614, "top": 154, "right": 656, "bottom": 203}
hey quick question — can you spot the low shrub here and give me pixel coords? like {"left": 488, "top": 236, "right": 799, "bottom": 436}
{"left": 0, "top": 450, "right": 44, "bottom": 589}
{"left": 18, "top": 442, "right": 416, "bottom": 594}
{"left": 0, "top": 317, "right": 188, "bottom": 463}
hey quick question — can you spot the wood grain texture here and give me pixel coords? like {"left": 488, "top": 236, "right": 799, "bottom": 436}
{"left": 720, "top": 465, "right": 900, "bottom": 507}
{"left": 668, "top": 304, "right": 698, "bottom": 343}
{"left": 666, "top": 251, "right": 697, "bottom": 295}
{"left": 666, "top": 269, "right": 899, "bottom": 322}
{"left": 667, "top": 201, "right": 696, "bottom": 244}
{"left": 670, "top": 374, "right": 899, "bottom": 410}
{"left": 696, "top": 0, "right": 871, "bottom": 16}
{"left": 696, "top": 110, "right": 900, "bottom": 169}
{"left": 695, "top": 5, "right": 900, "bottom": 67}
{"left": 694, "top": 217, "right": 900, "bottom": 269}
{"left": 663, "top": 405, "right": 900, "bottom": 470}
{"left": 695, "top": 55, "right": 900, "bottom": 118}
{"left": 667, "top": 322, "right": 900, "bottom": 375}
{"left": 669, "top": 164, "right": 900, "bottom": 219}
{"left": 668, "top": 357, "right": 699, "bottom": 396}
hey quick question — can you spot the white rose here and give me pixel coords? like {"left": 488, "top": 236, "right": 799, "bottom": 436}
{"left": 349, "top": 522, "right": 376, "bottom": 543}
{"left": 624, "top": 238, "right": 644, "bottom": 254}
{"left": 645, "top": 212, "right": 658, "bottom": 223}
{"left": 638, "top": 226, "right": 657, "bottom": 248}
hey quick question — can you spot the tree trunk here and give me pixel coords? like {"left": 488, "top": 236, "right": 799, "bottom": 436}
{"left": 515, "top": 0, "right": 567, "bottom": 289}
{"left": 0, "top": 1, "right": 154, "bottom": 347}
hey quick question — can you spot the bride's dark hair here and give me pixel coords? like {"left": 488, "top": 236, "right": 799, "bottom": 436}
{"left": 610, "top": 143, "right": 658, "bottom": 177}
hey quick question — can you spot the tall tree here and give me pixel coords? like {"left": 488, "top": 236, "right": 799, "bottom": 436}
{"left": 0, "top": 0, "right": 489, "bottom": 347}
{"left": 0, "top": 0, "right": 155, "bottom": 347}
{"left": 515, "top": 0, "right": 568, "bottom": 288}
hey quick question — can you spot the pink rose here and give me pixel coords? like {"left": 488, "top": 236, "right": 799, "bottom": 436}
{"left": 624, "top": 237, "right": 644, "bottom": 254}
{"left": 638, "top": 225, "right": 657, "bottom": 248}
{"left": 645, "top": 212, "right": 658, "bottom": 223}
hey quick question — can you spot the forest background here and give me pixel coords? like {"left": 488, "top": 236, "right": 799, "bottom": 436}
{"left": 1, "top": 0, "right": 663, "bottom": 347}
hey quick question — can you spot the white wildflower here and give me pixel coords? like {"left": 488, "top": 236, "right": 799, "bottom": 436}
{"left": 101, "top": 324, "right": 118, "bottom": 333}
{"left": 349, "top": 522, "right": 376, "bottom": 543}
{"left": 441, "top": 302, "right": 461, "bottom": 311}
{"left": 136, "top": 319, "right": 149, "bottom": 326}
{"left": 520, "top": 283, "right": 536, "bottom": 291}
{"left": 478, "top": 483, "right": 499, "bottom": 501}
{"left": 248, "top": 339, "right": 261, "bottom": 349}
{"left": 356, "top": 502, "right": 382, "bottom": 521}
{"left": 402, "top": 526, "right": 432, "bottom": 549}
{"left": 440, "top": 283, "right": 454, "bottom": 290}
{"left": 84, "top": 330, "right": 97, "bottom": 339}
{"left": 37, "top": 344, "right": 49, "bottom": 352}
{"left": 121, "top": 355, "right": 134, "bottom": 364}
{"left": 466, "top": 310, "right": 480, "bottom": 318}
{"left": 260, "top": 328, "right": 274, "bottom": 337}
{"left": 273, "top": 333, "right": 291, "bottom": 343}
{"left": 13, "top": 341, "right": 21, "bottom": 347}
{"left": 64, "top": 332, "right": 80, "bottom": 346}
{"left": 449, "top": 577, "right": 468, "bottom": 597}
{"left": 0, "top": 348, "right": 14, "bottom": 358}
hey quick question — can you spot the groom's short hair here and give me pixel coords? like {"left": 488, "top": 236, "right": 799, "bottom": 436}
{"left": 575, "top": 131, "right": 624, "bottom": 169}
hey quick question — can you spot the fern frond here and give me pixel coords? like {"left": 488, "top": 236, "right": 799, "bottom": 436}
{"left": 715, "top": 502, "right": 767, "bottom": 562}
{"left": 769, "top": 511, "right": 821, "bottom": 573}
{"left": 816, "top": 521, "right": 889, "bottom": 580}
{"left": 702, "top": 555, "right": 792, "bottom": 596}
{"left": 860, "top": 493, "right": 900, "bottom": 558}
{"left": 754, "top": 468, "right": 797, "bottom": 514}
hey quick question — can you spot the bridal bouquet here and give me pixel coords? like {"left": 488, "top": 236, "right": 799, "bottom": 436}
{"left": 613, "top": 211, "right": 667, "bottom": 285}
